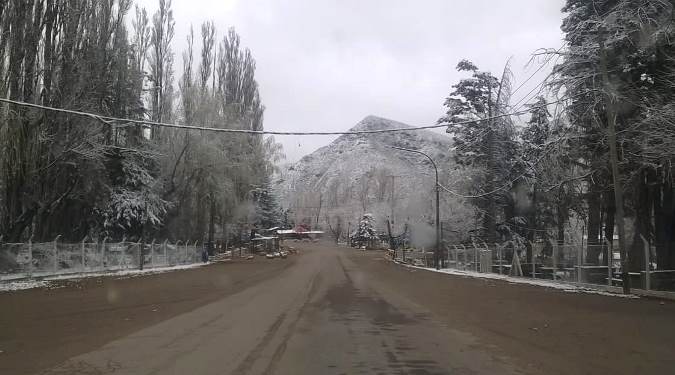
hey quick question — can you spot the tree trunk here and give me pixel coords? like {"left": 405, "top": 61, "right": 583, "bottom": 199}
{"left": 3, "top": 0, "right": 30, "bottom": 241}
{"left": 654, "top": 169, "right": 674, "bottom": 270}
{"left": 556, "top": 197, "right": 567, "bottom": 249}
{"left": 600, "top": 40, "right": 629, "bottom": 293}
{"left": 484, "top": 130, "right": 497, "bottom": 244}
{"left": 586, "top": 183, "right": 602, "bottom": 264}
{"left": 629, "top": 170, "right": 651, "bottom": 272}
{"left": 602, "top": 190, "right": 615, "bottom": 266}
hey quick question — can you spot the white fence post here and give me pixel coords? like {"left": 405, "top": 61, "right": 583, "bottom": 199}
{"left": 641, "top": 234, "right": 650, "bottom": 290}
{"left": 53, "top": 235, "right": 61, "bottom": 273}
{"left": 185, "top": 240, "right": 190, "bottom": 264}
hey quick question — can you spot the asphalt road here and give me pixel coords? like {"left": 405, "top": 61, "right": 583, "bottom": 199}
{"left": 2, "top": 242, "right": 675, "bottom": 374}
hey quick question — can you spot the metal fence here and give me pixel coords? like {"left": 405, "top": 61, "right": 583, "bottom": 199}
{"left": 0, "top": 236, "right": 204, "bottom": 281}
{"left": 394, "top": 237, "right": 675, "bottom": 293}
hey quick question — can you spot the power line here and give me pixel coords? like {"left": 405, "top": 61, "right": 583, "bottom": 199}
{"left": 511, "top": 51, "right": 566, "bottom": 114}
{"left": 0, "top": 96, "right": 571, "bottom": 137}
{"left": 510, "top": 43, "right": 567, "bottom": 107}
{"left": 437, "top": 129, "right": 562, "bottom": 199}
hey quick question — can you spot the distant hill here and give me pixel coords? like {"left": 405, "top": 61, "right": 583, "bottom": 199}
{"left": 275, "top": 115, "right": 456, "bottom": 238}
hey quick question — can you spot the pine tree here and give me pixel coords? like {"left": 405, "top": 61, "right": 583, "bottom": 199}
{"left": 254, "top": 179, "right": 281, "bottom": 229}
{"left": 554, "top": 0, "right": 675, "bottom": 271}
{"left": 438, "top": 60, "right": 517, "bottom": 243}
{"left": 522, "top": 96, "right": 550, "bottom": 155}
{"left": 352, "top": 214, "right": 377, "bottom": 248}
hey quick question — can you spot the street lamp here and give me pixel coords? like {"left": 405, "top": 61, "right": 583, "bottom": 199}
{"left": 390, "top": 146, "right": 441, "bottom": 270}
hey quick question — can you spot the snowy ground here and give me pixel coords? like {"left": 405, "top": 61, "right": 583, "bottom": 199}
{"left": 0, "top": 263, "right": 210, "bottom": 292}
{"left": 393, "top": 259, "right": 639, "bottom": 299}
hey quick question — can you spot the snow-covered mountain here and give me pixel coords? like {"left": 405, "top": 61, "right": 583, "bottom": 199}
{"left": 275, "top": 115, "right": 455, "bottom": 235}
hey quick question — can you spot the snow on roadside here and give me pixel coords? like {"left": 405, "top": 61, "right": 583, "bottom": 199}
{"left": 44, "top": 263, "right": 208, "bottom": 281}
{"left": 393, "top": 260, "right": 638, "bottom": 299}
{"left": 0, "top": 263, "right": 210, "bottom": 292}
{"left": 0, "top": 280, "right": 51, "bottom": 292}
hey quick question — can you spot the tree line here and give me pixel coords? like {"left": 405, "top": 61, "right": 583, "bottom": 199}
{"left": 0, "top": 0, "right": 283, "bottom": 243}
{"left": 440, "top": 0, "right": 675, "bottom": 274}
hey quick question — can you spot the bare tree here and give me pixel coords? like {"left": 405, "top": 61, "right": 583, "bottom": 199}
{"left": 149, "top": 0, "right": 175, "bottom": 137}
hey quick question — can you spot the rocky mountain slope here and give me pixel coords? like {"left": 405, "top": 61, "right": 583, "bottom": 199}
{"left": 275, "top": 115, "right": 458, "bottom": 238}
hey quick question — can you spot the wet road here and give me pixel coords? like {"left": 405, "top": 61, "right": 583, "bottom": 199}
{"left": 9, "top": 242, "right": 674, "bottom": 375}
{"left": 39, "top": 244, "right": 520, "bottom": 375}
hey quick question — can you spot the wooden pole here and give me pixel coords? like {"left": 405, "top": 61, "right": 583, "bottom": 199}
{"left": 102, "top": 237, "right": 108, "bottom": 270}
{"left": 27, "top": 234, "right": 33, "bottom": 277}
{"left": 530, "top": 241, "right": 536, "bottom": 279}
{"left": 386, "top": 219, "right": 393, "bottom": 251}
{"left": 53, "top": 235, "right": 61, "bottom": 273}
{"left": 163, "top": 240, "right": 168, "bottom": 266}
{"left": 81, "top": 236, "right": 87, "bottom": 271}
{"left": 552, "top": 241, "right": 557, "bottom": 281}
{"left": 138, "top": 240, "right": 144, "bottom": 270}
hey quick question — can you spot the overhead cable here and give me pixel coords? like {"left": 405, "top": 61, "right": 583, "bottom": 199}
{"left": 0, "top": 96, "right": 573, "bottom": 137}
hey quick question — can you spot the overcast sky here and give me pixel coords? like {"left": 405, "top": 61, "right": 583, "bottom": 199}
{"left": 137, "top": 0, "right": 566, "bottom": 162}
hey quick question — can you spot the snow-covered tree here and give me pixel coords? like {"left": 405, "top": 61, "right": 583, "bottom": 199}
{"left": 352, "top": 214, "right": 378, "bottom": 248}
{"left": 552, "top": 0, "right": 675, "bottom": 271}
{"left": 438, "top": 60, "right": 518, "bottom": 243}
{"left": 253, "top": 179, "right": 282, "bottom": 229}
{"left": 0, "top": 2, "right": 280, "bottom": 244}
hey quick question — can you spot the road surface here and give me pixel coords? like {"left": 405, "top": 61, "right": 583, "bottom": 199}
{"left": 2, "top": 242, "right": 675, "bottom": 374}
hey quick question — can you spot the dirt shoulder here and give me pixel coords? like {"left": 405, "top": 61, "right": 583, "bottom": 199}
{"left": 346, "top": 248, "right": 675, "bottom": 375}
{"left": 0, "top": 256, "right": 296, "bottom": 375}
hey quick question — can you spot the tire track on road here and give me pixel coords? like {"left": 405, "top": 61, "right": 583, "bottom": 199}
{"left": 232, "top": 311, "right": 288, "bottom": 375}
{"left": 261, "top": 271, "right": 322, "bottom": 375}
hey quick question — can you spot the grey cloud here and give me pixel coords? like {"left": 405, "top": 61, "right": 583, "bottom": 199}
{"left": 137, "top": 0, "right": 565, "bottom": 161}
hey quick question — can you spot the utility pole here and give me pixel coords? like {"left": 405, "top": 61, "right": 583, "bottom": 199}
{"left": 315, "top": 193, "right": 323, "bottom": 229}
{"left": 391, "top": 146, "right": 441, "bottom": 270}
{"left": 600, "top": 37, "right": 630, "bottom": 294}
{"left": 387, "top": 175, "right": 401, "bottom": 230}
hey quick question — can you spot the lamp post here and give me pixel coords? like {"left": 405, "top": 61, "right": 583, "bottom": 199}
{"left": 390, "top": 146, "right": 441, "bottom": 270}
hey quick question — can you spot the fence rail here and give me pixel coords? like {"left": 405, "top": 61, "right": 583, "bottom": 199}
{"left": 0, "top": 236, "right": 204, "bottom": 281}
{"left": 393, "top": 238, "right": 675, "bottom": 293}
